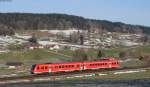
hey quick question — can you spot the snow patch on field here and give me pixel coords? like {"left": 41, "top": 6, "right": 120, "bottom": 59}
{"left": 98, "top": 73, "right": 107, "bottom": 76}
{"left": 33, "top": 78, "right": 51, "bottom": 81}
{"left": 114, "top": 69, "right": 146, "bottom": 74}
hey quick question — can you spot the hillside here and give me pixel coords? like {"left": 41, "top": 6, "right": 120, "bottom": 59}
{"left": 0, "top": 13, "right": 150, "bottom": 35}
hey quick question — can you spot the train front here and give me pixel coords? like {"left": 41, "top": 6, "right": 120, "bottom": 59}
{"left": 31, "top": 64, "right": 36, "bottom": 74}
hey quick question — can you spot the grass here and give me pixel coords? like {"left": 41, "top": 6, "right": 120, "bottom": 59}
{"left": 0, "top": 68, "right": 16, "bottom": 75}
{"left": 0, "top": 45, "right": 150, "bottom": 76}
{"left": 0, "top": 49, "right": 68, "bottom": 64}
{"left": 121, "top": 60, "right": 145, "bottom": 67}
{"left": 135, "top": 45, "right": 150, "bottom": 53}
{"left": 63, "top": 68, "right": 150, "bottom": 81}
{"left": 57, "top": 47, "right": 130, "bottom": 59}
{"left": 0, "top": 45, "right": 150, "bottom": 64}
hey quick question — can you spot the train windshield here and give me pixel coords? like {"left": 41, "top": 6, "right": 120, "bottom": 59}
{"left": 31, "top": 64, "right": 36, "bottom": 71}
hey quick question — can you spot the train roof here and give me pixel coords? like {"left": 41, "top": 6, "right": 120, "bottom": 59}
{"left": 34, "top": 58, "right": 118, "bottom": 66}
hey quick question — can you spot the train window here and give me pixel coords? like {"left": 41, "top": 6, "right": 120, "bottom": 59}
{"left": 62, "top": 66, "right": 64, "bottom": 68}
{"left": 77, "top": 65, "right": 79, "bottom": 67}
{"left": 41, "top": 66, "right": 44, "bottom": 69}
{"left": 59, "top": 66, "right": 61, "bottom": 68}
{"left": 37, "top": 66, "right": 39, "bottom": 70}
{"left": 72, "top": 65, "right": 74, "bottom": 67}
{"left": 45, "top": 66, "right": 48, "bottom": 69}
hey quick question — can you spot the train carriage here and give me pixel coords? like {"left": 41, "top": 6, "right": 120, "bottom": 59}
{"left": 31, "top": 57, "right": 119, "bottom": 74}
{"left": 31, "top": 62, "right": 83, "bottom": 74}
{"left": 83, "top": 58, "right": 119, "bottom": 70}
{"left": 50, "top": 62, "right": 82, "bottom": 72}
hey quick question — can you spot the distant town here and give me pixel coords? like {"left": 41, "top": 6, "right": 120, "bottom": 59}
{"left": 0, "top": 29, "right": 149, "bottom": 53}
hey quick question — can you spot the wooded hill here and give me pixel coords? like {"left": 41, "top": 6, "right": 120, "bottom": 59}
{"left": 0, "top": 13, "right": 150, "bottom": 35}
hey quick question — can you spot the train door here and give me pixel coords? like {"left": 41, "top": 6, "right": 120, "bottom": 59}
{"left": 109, "top": 62, "right": 112, "bottom": 68}
{"left": 48, "top": 66, "right": 52, "bottom": 73}
{"left": 80, "top": 64, "right": 84, "bottom": 70}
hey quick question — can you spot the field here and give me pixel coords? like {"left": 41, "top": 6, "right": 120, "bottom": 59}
{"left": 62, "top": 68, "right": 150, "bottom": 81}
{"left": 0, "top": 45, "right": 150, "bottom": 65}
{"left": 0, "top": 45, "right": 149, "bottom": 76}
{"left": 0, "top": 49, "right": 69, "bottom": 64}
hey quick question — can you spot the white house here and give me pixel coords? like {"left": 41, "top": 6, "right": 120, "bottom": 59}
{"left": 48, "top": 29, "right": 88, "bottom": 36}
{"left": 49, "top": 45, "right": 60, "bottom": 50}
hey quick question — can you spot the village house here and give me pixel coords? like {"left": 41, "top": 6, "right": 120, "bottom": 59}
{"left": 6, "top": 62, "right": 23, "bottom": 69}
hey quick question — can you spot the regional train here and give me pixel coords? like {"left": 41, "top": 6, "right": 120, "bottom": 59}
{"left": 31, "top": 57, "right": 119, "bottom": 74}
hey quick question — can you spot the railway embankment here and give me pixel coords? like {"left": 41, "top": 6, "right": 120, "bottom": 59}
{"left": 0, "top": 67, "right": 150, "bottom": 84}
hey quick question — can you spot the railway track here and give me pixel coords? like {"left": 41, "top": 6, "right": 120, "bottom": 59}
{"left": 0, "top": 66, "right": 150, "bottom": 84}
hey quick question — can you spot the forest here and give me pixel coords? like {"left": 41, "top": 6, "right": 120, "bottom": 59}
{"left": 0, "top": 13, "right": 150, "bottom": 35}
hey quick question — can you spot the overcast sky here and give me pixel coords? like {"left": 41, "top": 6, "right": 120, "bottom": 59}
{"left": 0, "top": 0, "right": 150, "bottom": 26}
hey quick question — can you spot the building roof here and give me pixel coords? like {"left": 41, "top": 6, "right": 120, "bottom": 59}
{"left": 6, "top": 62, "right": 23, "bottom": 66}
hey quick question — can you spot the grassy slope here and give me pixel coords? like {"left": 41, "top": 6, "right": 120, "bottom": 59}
{"left": 0, "top": 49, "right": 68, "bottom": 64}
{"left": 0, "top": 45, "right": 149, "bottom": 64}
{"left": 64, "top": 68, "right": 150, "bottom": 81}
{"left": 0, "top": 45, "right": 149, "bottom": 76}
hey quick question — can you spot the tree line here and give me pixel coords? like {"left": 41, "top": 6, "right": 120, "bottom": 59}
{"left": 0, "top": 13, "right": 150, "bottom": 35}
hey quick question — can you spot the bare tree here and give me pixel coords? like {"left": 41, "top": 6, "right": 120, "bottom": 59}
{"left": 56, "top": 32, "right": 65, "bottom": 39}
{"left": 80, "top": 34, "right": 84, "bottom": 45}
{"left": 97, "top": 50, "right": 105, "bottom": 59}
{"left": 72, "top": 49, "right": 88, "bottom": 62}
{"left": 28, "top": 34, "right": 38, "bottom": 44}
{"left": 69, "top": 32, "right": 79, "bottom": 43}
{"left": 119, "top": 51, "right": 129, "bottom": 60}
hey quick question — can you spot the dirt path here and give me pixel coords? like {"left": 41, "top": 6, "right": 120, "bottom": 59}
{"left": 47, "top": 50, "right": 73, "bottom": 58}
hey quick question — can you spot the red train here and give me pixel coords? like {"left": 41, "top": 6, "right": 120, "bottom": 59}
{"left": 31, "top": 57, "right": 119, "bottom": 74}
